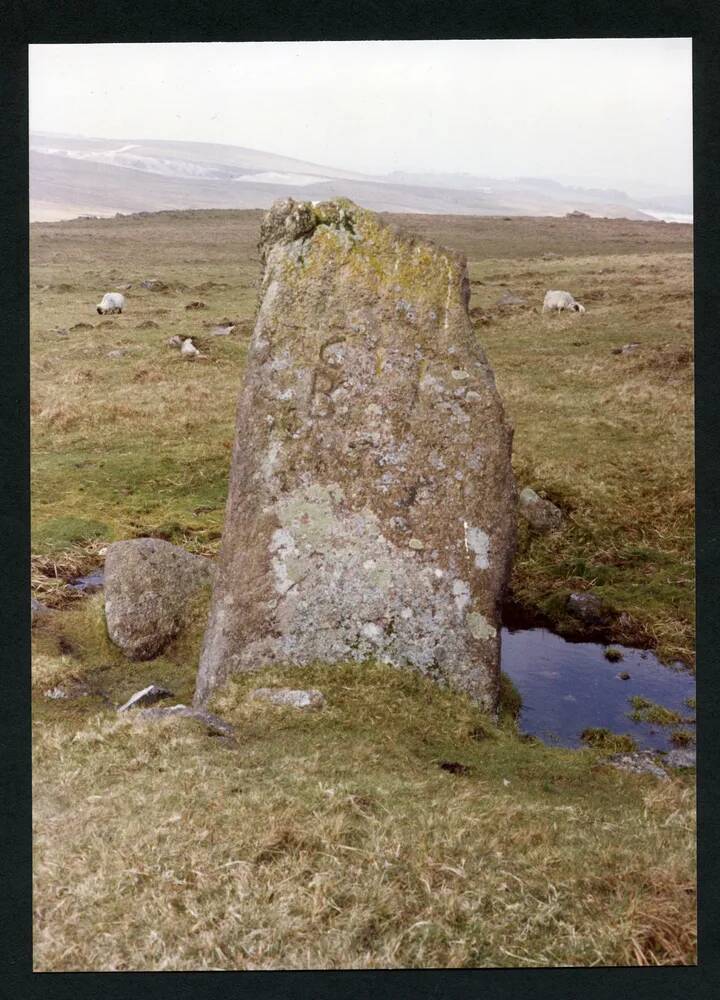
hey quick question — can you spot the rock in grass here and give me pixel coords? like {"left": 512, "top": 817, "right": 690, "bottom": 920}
{"left": 249, "top": 687, "right": 325, "bottom": 710}
{"left": 566, "top": 591, "right": 609, "bottom": 626}
{"left": 136, "top": 704, "right": 235, "bottom": 739}
{"left": 141, "top": 279, "right": 168, "bottom": 291}
{"left": 104, "top": 538, "right": 214, "bottom": 660}
{"left": 117, "top": 684, "right": 174, "bottom": 713}
{"left": 605, "top": 752, "right": 668, "bottom": 780}
{"left": 195, "top": 198, "right": 516, "bottom": 712}
{"left": 31, "top": 597, "right": 53, "bottom": 626}
{"left": 497, "top": 291, "right": 526, "bottom": 306}
{"left": 44, "top": 682, "right": 91, "bottom": 700}
{"left": 663, "top": 748, "right": 696, "bottom": 769}
{"left": 518, "top": 487, "right": 563, "bottom": 533}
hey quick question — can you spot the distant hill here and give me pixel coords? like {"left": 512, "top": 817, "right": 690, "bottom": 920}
{"left": 29, "top": 132, "right": 688, "bottom": 223}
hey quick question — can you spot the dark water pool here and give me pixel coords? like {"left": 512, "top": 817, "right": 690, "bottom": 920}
{"left": 69, "top": 569, "right": 105, "bottom": 593}
{"left": 501, "top": 627, "right": 695, "bottom": 751}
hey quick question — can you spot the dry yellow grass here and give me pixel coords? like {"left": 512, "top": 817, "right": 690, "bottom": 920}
{"left": 32, "top": 655, "right": 696, "bottom": 971}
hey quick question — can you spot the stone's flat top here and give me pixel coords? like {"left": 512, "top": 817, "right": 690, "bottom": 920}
{"left": 249, "top": 687, "right": 326, "bottom": 709}
{"left": 117, "top": 684, "right": 174, "bottom": 713}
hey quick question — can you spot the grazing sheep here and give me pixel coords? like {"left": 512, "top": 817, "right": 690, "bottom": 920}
{"left": 180, "top": 337, "right": 207, "bottom": 360}
{"left": 543, "top": 290, "right": 586, "bottom": 314}
{"left": 96, "top": 292, "right": 126, "bottom": 315}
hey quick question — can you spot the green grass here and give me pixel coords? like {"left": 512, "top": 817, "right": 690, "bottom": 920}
{"left": 627, "top": 696, "right": 687, "bottom": 727}
{"left": 579, "top": 728, "right": 637, "bottom": 754}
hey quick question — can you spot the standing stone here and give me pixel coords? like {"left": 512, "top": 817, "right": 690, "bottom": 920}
{"left": 195, "top": 199, "right": 516, "bottom": 711}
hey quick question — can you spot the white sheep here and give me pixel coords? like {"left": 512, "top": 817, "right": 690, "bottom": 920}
{"left": 180, "top": 337, "right": 208, "bottom": 360}
{"left": 542, "top": 290, "right": 585, "bottom": 314}
{"left": 96, "top": 292, "right": 126, "bottom": 315}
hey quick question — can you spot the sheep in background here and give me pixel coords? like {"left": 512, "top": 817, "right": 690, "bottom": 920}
{"left": 542, "top": 290, "right": 586, "bottom": 314}
{"left": 96, "top": 292, "right": 126, "bottom": 315}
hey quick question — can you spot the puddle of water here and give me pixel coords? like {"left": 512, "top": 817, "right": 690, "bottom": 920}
{"left": 501, "top": 627, "right": 695, "bottom": 751}
{"left": 69, "top": 569, "right": 105, "bottom": 593}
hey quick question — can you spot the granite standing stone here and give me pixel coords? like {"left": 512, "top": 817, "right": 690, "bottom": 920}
{"left": 195, "top": 199, "right": 516, "bottom": 711}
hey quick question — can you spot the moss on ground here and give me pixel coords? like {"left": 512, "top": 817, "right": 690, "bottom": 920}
{"left": 580, "top": 727, "right": 637, "bottom": 754}
{"left": 628, "top": 696, "right": 685, "bottom": 727}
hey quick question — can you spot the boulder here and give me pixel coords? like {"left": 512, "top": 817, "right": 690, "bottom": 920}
{"left": 104, "top": 538, "right": 214, "bottom": 660}
{"left": 141, "top": 279, "right": 168, "bottom": 292}
{"left": 195, "top": 198, "right": 516, "bottom": 712}
{"left": 518, "top": 487, "right": 563, "bottom": 532}
{"left": 249, "top": 687, "right": 325, "bottom": 710}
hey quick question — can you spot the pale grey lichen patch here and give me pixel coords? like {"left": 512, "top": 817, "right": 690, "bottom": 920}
{"left": 452, "top": 578, "right": 471, "bottom": 613}
{"left": 464, "top": 523, "right": 491, "bottom": 569}
{"left": 467, "top": 612, "right": 497, "bottom": 640}
{"left": 249, "top": 482, "right": 495, "bottom": 696}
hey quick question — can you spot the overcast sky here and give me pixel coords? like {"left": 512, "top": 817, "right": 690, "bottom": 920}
{"left": 29, "top": 39, "right": 692, "bottom": 197}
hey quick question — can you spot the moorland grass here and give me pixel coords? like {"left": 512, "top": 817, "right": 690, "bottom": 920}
{"left": 32, "top": 607, "right": 695, "bottom": 970}
{"left": 30, "top": 210, "right": 695, "bottom": 969}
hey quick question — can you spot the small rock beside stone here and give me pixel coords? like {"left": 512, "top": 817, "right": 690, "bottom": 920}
{"left": 135, "top": 704, "right": 236, "bottom": 739}
{"left": 518, "top": 487, "right": 563, "bottom": 533}
{"left": 249, "top": 688, "right": 325, "bottom": 710}
{"left": 117, "top": 684, "right": 174, "bottom": 713}
{"left": 566, "top": 591, "right": 609, "bottom": 626}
